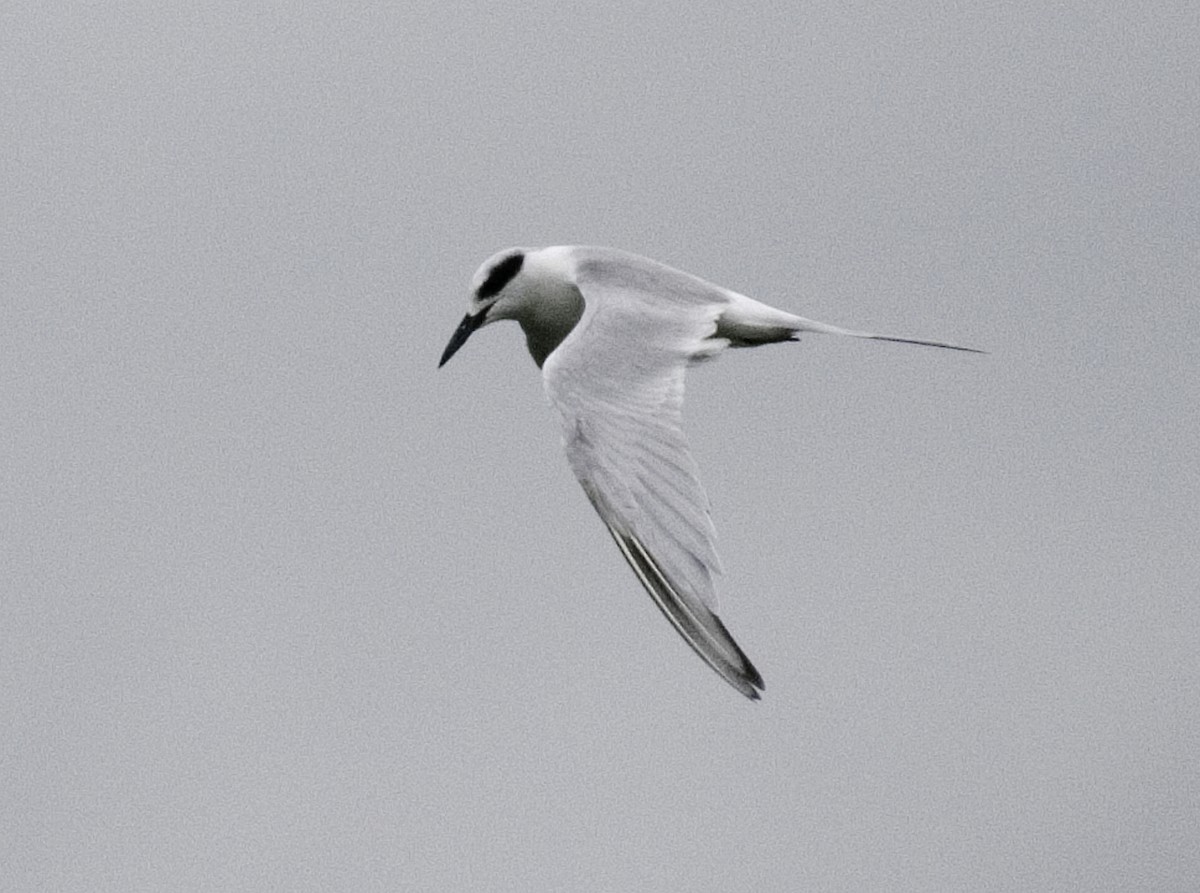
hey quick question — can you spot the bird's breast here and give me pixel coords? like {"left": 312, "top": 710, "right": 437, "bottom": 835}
{"left": 518, "top": 283, "right": 585, "bottom": 367}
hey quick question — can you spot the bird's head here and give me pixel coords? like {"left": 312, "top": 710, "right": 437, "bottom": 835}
{"left": 438, "top": 248, "right": 530, "bottom": 367}
{"left": 439, "top": 246, "right": 582, "bottom": 368}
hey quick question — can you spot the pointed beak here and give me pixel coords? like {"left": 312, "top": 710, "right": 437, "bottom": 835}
{"left": 438, "top": 310, "right": 487, "bottom": 367}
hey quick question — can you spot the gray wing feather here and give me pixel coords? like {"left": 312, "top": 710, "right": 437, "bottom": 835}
{"left": 543, "top": 251, "right": 764, "bottom": 698}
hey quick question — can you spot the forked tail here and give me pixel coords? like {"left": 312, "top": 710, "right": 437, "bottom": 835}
{"left": 718, "top": 293, "right": 986, "bottom": 353}
{"left": 790, "top": 316, "right": 986, "bottom": 354}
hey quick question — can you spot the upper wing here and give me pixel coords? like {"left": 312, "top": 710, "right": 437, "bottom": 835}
{"left": 542, "top": 250, "right": 764, "bottom": 699}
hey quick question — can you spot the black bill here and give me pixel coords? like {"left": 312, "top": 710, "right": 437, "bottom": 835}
{"left": 438, "top": 311, "right": 487, "bottom": 367}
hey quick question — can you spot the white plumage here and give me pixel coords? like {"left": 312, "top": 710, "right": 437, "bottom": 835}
{"left": 440, "top": 245, "right": 981, "bottom": 700}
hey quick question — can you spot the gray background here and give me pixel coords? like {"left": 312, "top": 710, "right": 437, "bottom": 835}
{"left": 4, "top": 2, "right": 1198, "bottom": 890}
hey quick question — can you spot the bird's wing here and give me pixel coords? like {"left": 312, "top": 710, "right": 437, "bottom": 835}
{"left": 542, "top": 249, "right": 764, "bottom": 699}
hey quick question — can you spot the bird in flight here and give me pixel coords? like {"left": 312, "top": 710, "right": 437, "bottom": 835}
{"left": 439, "top": 246, "right": 982, "bottom": 700}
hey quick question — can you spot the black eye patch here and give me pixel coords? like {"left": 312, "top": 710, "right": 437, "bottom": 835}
{"left": 477, "top": 252, "right": 524, "bottom": 299}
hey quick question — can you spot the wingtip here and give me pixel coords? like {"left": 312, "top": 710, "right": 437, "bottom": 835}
{"left": 605, "top": 525, "right": 769, "bottom": 702}
{"left": 710, "top": 613, "right": 765, "bottom": 701}
{"left": 739, "top": 663, "right": 766, "bottom": 702}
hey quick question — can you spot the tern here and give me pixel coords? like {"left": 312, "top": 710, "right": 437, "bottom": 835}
{"left": 439, "top": 246, "right": 982, "bottom": 700}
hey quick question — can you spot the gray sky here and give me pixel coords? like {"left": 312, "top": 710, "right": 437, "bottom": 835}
{"left": 4, "top": 2, "right": 1198, "bottom": 890}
